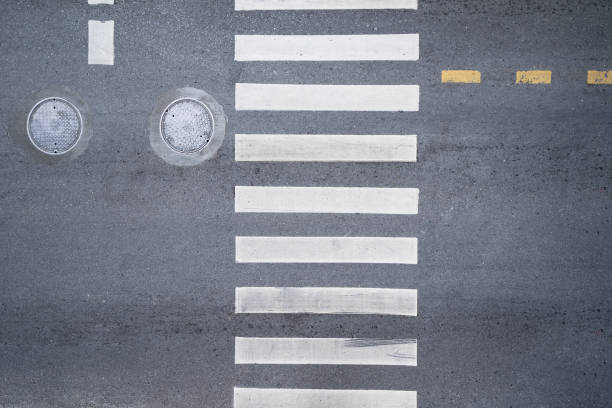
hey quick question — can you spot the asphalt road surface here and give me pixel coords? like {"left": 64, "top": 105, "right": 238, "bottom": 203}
{"left": 1, "top": 1, "right": 611, "bottom": 407}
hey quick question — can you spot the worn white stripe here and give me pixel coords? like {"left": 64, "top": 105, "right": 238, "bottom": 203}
{"left": 235, "top": 34, "right": 419, "bottom": 61}
{"left": 235, "top": 287, "right": 418, "bottom": 315}
{"left": 235, "top": 84, "right": 419, "bottom": 112}
{"left": 235, "top": 237, "right": 418, "bottom": 264}
{"left": 235, "top": 337, "right": 417, "bottom": 365}
{"left": 235, "top": 0, "right": 418, "bottom": 10}
{"left": 88, "top": 0, "right": 114, "bottom": 4}
{"left": 234, "top": 388, "right": 417, "bottom": 408}
{"left": 235, "top": 134, "right": 417, "bottom": 162}
{"left": 235, "top": 186, "right": 419, "bottom": 214}
{"left": 88, "top": 20, "right": 114, "bottom": 65}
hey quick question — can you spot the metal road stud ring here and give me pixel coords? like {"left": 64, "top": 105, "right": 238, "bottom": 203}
{"left": 27, "top": 97, "right": 83, "bottom": 155}
{"left": 160, "top": 98, "right": 214, "bottom": 154}
{"left": 149, "top": 87, "right": 226, "bottom": 166}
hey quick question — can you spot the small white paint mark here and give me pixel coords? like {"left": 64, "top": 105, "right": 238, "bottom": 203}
{"left": 88, "top": 0, "right": 114, "bottom": 4}
{"left": 235, "top": 0, "right": 418, "bottom": 10}
{"left": 235, "top": 84, "right": 419, "bottom": 112}
{"left": 235, "top": 337, "right": 417, "bottom": 365}
{"left": 235, "top": 134, "right": 417, "bottom": 162}
{"left": 88, "top": 20, "right": 114, "bottom": 65}
{"left": 235, "top": 236, "right": 418, "bottom": 264}
{"left": 235, "top": 34, "right": 419, "bottom": 61}
{"left": 235, "top": 186, "right": 419, "bottom": 214}
{"left": 235, "top": 287, "right": 418, "bottom": 316}
{"left": 234, "top": 388, "right": 417, "bottom": 408}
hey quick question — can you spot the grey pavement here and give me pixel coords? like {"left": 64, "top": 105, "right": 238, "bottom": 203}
{"left": 1, "top": 1, "right": 611, "bottom": 407}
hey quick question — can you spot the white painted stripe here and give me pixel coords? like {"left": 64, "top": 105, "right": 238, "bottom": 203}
{"left": 88, "top": 0, "right": 114, "bottom": 4}
{"left": 234, "top": 388, "right": 417, "bottom": 408}
{"left": 235, "top": 287, "right": 418, "bottom": 315}
{"left": 235, "top": 337, "right": 417, "bottom": 365}
{"left": 235, "top": 134, "right": 417, "bottom": 162}
{"left": 235, "top": 34, "right": 419, "bottom": 61}
{"left": 88, "top": 20, "right": 114, "bottom": 65}
{"left": 235, "top": 0, "right": 418, "bottom": 10}
{"left": 235, "top": 237, "right": 418, "bottom": 264}
{"left": 235, "top": 186, "right": 419, "bottom": 214}
{"left": 235, "top": 84, "right": 419, "bottom": 112}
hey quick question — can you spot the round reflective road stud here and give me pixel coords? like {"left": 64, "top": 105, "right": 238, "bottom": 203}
{"left": 150, "top": 87, "right": 226, "bottom": 166}
{"left": 27, "top": 98, "right": 82, "bottom": 155}
{"left": 161, "top": 99, "right": 213, "bottom": 153}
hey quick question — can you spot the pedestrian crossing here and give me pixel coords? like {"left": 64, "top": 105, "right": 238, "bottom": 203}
{"left": 234, "top": 0, "right": 419, "bottom": 405}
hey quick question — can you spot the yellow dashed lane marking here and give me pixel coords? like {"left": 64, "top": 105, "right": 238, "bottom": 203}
{"left": 516, "top": 70, "right": 551, "bottom": 84}
{"left": 587, "top": 70, "right": 612, "bottom": 85}
{"left": 441, "top": 70, "right": 481, "bottom": 83}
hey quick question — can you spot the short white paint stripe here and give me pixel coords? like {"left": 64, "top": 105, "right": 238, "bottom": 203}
{"left": 88, "top": 20, "right": 114, "bottom": 65}
{"left": 235, "top": 287, "right": 418, "bottom": 315}
{"left": 235, "top": 0, "right": 418, "bottom": 10}
{"left": 235, "top": 134, "right": 417, "bottom": 162}
{"left": 235, "top": 186, "right": 419, "bottom": 214}
{"left": 234, "top": 388, "right": 417, "bottom": 408}
{"left": 235, "top": 84, "right": 419, "bottom": 112}
{"left": 88, "top": 0, "right": 114, "bottom": 4}
{"left": 235, "top": 337, "right": 417, "bottom": 365}
{"left": 235, "top": 34, "right": 419, "bottom": 61}
{"left": 235, "top": 237, "right": 418, "bottom": 264}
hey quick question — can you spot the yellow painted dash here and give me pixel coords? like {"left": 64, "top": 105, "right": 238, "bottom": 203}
{"left": 516, "top": 70, "right": 551, "bottom": 84}
{"left": 441, "top": 70, "right": 481, "bottom": 83}
{"left": 587, "top": 70, "right": 612, "bottom": 85}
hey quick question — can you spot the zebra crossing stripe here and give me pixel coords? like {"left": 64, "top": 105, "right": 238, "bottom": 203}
{"left": 235, "top": 337, "right": 417, "bottom": 365}
{"left": 235, "top": 134, "right": 417, "bottom": 162}
{"left": 235, "top": 236, "right": 418, "bottom": 264}
{"left": 234, "top": 388, "right": 417, "bottom": 408}
{"left": 235, "top": 34, "right": 419, "bottom": 61}
{"left": 235, "top": 186, "right": 419, "bottom": 214}
{"left": 235, "top": 0, "right": 418, "bottom": 10}
{"left": 235, "top": 287, "right": 418, "bottom": 315}
{"left": 235, "top": 84, "right": 419, "bottom": 112}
